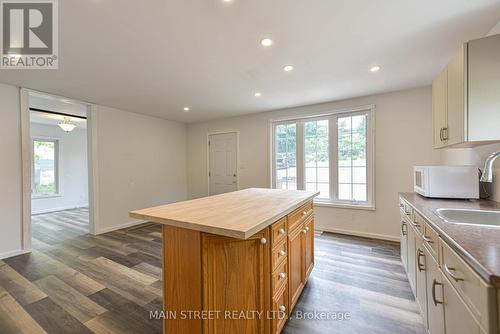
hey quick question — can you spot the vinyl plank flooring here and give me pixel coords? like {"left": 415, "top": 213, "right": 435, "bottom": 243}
{"left": 34, "top": 275, "right": 107, "bottom": 323}
{"left": 0, "top": 287, "right": 47, "bottom": 334}
{"left": 0, "top": 212, "right": 425, "bottom": 334}
{"left": 0, "top": 261, "right": 47, "bottom": 305}
{"left": 24, "top": 297, "right": 94, "bottom": 334}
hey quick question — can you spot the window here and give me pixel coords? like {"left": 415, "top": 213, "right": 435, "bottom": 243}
{"left": 275, "top": 123, "right": 297, "bottom": 190}
{"left": 32, "top": 139, "right": 59, "bottom": 197}
{"left": 271, "top": 107, "right": 374, "bottom": 208}
{"left": 305, "top": 120, "right": 329, "bottom": 199}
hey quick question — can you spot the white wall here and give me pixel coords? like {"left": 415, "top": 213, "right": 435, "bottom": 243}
{"left": 0, "top": 83, "right": 23, "bottom": 258}
{"left": 93, "top": 105, "right": 188, "bottom": 233}
{"left": 440, "top": 21, "right": 500, "bottom": 202}
{"left": 31, "top": 123, "right": 89, "bottom": 214}
{"left": 187, "top": 86, "right": 441, "bottom": 240}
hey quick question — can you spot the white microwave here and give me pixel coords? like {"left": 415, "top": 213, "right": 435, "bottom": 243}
{"left": 413, "top": 166, "right": 479, "bottom": 199}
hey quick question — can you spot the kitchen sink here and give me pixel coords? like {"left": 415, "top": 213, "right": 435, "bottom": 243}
{"left": 436, "top": 208, "right": 500, "bottom": 227}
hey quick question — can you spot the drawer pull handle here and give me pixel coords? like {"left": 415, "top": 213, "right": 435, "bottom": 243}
{"left": 411, "top": 221, "right": 420, "bottom": 228}
{"left": 279, "top": 305, "right": 286, "bottom": 312}
{"left": 279, "top": 250, "right": 286, "bottom": 257}
{"left": 444, "top": 264, "right": 464, "bottom": 282}
{"left": 260, "top": 238, "right": 267, "bottom": 245}
{"left": 279, "top": 228, "right": 285, "bottom": 235}
{"left": 305, "top": 226, "right": 310, "bottom": 232}
{"left": 401, "top": 223, "right": 407, "bottom": 236}
{"left": 416, "top": 248, "right": 425, "bottom": 272}
{"left": 423, "top": 236, "right": 433, "bottom": 244}
{"left": 302, "top": 211, "right": 307, "bottom": 216}
{"left": 279, "top": 272, "right": 286, "bottom": 279}
{"left": 302, "top": 229, "right": 307, "bottom": 234}
{"left": 432, "top": 279, "right": 443, "bottom": 306}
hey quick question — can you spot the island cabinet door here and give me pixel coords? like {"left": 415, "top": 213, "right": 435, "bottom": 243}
{"left": 202, "top": 229, "right": 271, "bottom": 334}
{"left": 288, "top": 222, "right": 305, "bottom": 312}
{"left": 304, "top": 216, "right": 314, "bottom": 280}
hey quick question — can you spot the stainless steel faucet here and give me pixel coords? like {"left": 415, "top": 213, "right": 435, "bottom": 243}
{"left": 480, "top": 151, "right": 500, "bottom": 183}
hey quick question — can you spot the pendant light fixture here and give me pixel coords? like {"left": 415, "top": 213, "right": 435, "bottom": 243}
{"left": 58, "top": 117, "right": 76, "bottom": 132}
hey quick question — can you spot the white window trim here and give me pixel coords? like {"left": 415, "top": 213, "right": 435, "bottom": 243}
{"left": 270, "top": 105, "right": 375, "bottom": 210}
{"left": 31, "top": 137, "right": 60, "bottom": 199}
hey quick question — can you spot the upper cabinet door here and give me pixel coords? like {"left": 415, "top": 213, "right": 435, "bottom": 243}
{"left": 446, "top": 45, "right": 467, "bottom": 146}
{"left": 432, "top": 68, "right": 448, "bottom": 148}
{"left": 468, "top": 34, "right": 500, "bottom": 142}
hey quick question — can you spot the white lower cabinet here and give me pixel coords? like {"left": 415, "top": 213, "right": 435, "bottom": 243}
{"left": 415, "top": 236, "right": 428, "bottom": 329}
{"left": 400, "top": 219, "right": 408, "bottom": 271}
{"left": 407, "top": 222, "right": 417, "bottom": 294}
{"left": 442, "top": 274, "right": 481, "bottom": 334}
{"left": 425, "top": 246, "right": 445, "bottom": 334}
{"left": 399, "top": 197, "right": 496, "bottom": 334}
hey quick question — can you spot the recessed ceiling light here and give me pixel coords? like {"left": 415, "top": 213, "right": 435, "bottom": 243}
{"left": 260, "top": 38, "right": 273, "bottom": 47}
{"left": 254, "top": 92, "right": 262, "bottom": 97}
{"left": 370, "top": 65, "right": 381, "bottom": 72}
{"left": 223, "top": 0, "right": 232, "bottom": 2}
{"left": 183, "top": 107, "right": 190, "bottom": 112}
{"left": 283, "top": 65, "right": 294, "bottom": 72}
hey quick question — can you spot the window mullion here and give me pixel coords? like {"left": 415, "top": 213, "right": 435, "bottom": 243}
{"left": 330, "top": 116, "right": 338, "bottom": 202}
{"left": 296, "top": 122, "right": 304, "bottom": 190}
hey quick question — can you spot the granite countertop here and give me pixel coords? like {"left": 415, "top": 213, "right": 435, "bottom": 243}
{"left": 130, "top": 188, "right": 319, "bottom": 239}
{"left": 400, "top": 192, "right": 500, "bottom": 288}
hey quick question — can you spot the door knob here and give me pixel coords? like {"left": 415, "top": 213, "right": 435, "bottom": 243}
{"left": 260, "top": 238, "right": 267, "bottom": 244}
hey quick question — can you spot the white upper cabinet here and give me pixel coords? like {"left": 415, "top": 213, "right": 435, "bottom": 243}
{"left": 432, "top": 34, "right": 500, "bottom": 148}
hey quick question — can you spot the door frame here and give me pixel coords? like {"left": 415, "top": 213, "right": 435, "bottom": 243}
{"left": 20, "top": 88, "right": 99, "bottom": 252}
{"left": 207, "top": 130, "right": 239, "bottom": 196}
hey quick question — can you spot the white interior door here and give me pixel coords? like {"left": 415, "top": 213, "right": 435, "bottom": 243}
{"left": 209, "top": 132, "right": 238, "bottom": 195}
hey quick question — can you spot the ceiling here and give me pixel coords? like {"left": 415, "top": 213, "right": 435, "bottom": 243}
{"left": 1, "top": 0, "right": 499, "bottom": 123}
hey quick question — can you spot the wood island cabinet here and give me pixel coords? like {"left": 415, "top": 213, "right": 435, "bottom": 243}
{"left": 131, "top": 189, "right": 318, "bottom": 334}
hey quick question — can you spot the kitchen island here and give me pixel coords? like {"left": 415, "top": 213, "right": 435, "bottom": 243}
{"left": 130, "top": 188, "right": 318, "bottom": 334}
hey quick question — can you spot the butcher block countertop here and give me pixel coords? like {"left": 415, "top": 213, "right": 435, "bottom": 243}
{"left": 400, "top": 192, "right": 500, "bottom": 288}
{"left": 129, "top": 188, "right": 319, "bottom": 239}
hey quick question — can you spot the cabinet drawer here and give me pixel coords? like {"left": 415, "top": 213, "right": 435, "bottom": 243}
{"left": 288, "top": 202, "right": 313, "bottom": 232}
{"left": 440, "top": 240, "right": 495, "bottom": 333}
{"left": 423, "top": 222, "right": 439, "bottom": 260}
{"left": 271, "top": 240, "right": 287, "bottom": 272}
{"left": 399, "top": 198, "right": 413, "bottom": 217}
{"left": 271, "top": 284, "right": 288, "bottom": 334}
{"left": 400, "top": 207, "right": 412, "bottom": 225}
{"left": 272, "top": 259, "right": 288, "bottom": 297}
{"left": 411, "top": 211, "right": 425, "bottom": 236}
{"left": 271, "top": 217, "right": 287, "bottom": 247}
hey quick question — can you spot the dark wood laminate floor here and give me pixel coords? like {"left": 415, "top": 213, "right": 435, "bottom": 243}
{"left": 0, "top": 211, "right": 424, "bottom": 334}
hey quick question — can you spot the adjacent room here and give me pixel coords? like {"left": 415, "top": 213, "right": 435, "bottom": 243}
{"left": 29, "top": 92, "right": 90, "bottom": 248}
{"left": 0, "top": 1, "right": 500, "bottom": 334}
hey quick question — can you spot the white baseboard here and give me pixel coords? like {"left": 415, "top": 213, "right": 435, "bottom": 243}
{"left": 94, "top": 219, "right": 148, "bottom": 235}
{"left": 316, "top": 226, "right": 400, "bottom": 242}
{"left": 32, "top": 204, "right": 89, "bottom": 215}
{"left": 0, "top": 248, "right": 31, "bottom": 260}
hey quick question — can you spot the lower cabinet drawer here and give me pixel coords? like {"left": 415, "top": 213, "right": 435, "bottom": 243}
{"left": 440, "top": 239, "right": 495, "bottom": 333}
{"left": 271, "top": 217, "right": 287, "bottom": 247}
{"left": 271, "top": 240, "right": 287, "bottom": 271}
{"left": 272, "top": 260, "right": 288, "bottom": 297}
{"left": 423, "top": 222, "right": 439, "bottom": 260}
{"left": 271, "top": 284, "right": 288, "bottom": 334}
{"left": 289, "top": 202, "right": 313, "bottom": 232}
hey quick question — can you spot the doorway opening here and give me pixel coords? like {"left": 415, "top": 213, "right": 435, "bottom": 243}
{"left": 28, "top": 91, "right": 91, "bottom": 249}
{"left": 208, "top": 131, "right": 239, "bottom": 195}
